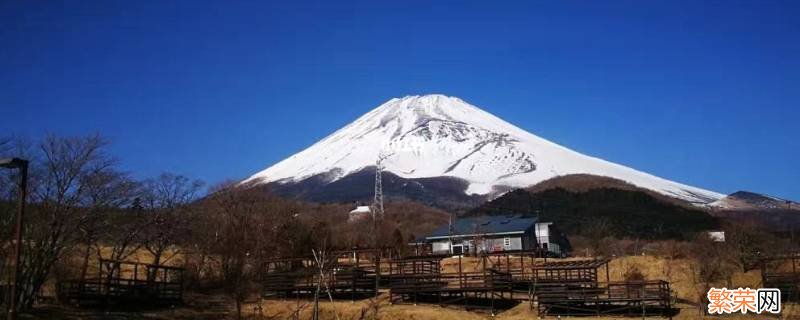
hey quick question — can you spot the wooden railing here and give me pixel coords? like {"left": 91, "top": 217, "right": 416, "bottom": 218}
{"left": 262, "top": 267, "right": 377, "bottom": 298}
{"left": 57, "top": 277, "right": 183, "bottom": 305}
{"left": 536, "top": 280, "right": 672, "bottom": 316}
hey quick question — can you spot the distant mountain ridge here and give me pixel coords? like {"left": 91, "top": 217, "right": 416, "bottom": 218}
{"left": 708, "top": 191, "right": 800, "bottom": 231}
{"left": 711, "top": 191, "right": 796, "bottom": 211}
{"left": 243, "top": 94, "right": 723, "bottom": 206}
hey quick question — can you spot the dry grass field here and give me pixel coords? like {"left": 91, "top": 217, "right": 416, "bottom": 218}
{"left": 245, "top": 255, "right": 794, "bottom": 319}
{"left": 245, "top": 298, "right": 789, "bottom": 320}
{"left": 28, "top": 253, "right": 800, "bottom": 319}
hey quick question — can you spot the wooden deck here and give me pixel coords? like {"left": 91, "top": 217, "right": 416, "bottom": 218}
{"left": 261, "top": 249, "right": 672, "bottom": 317}
{"left": 262, "top": 267, "right": 377, "bottom": 299}
{"left": 761, "top": 253, "right": 800, "bottom": 301}
{"left": 536, "top": 280, "right": 672, "bottom": 316}
{"left": 57, "top": 260, "right": 183, "bottom": 307}
{"left": 261, "top": 249, "right": 392, "bottom": 299}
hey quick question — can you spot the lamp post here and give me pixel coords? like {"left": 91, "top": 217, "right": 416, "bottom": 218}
{"left": 0, "top": 158, "right": 28, "bottom": 320}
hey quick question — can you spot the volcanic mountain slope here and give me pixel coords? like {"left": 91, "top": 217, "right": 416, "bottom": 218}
{"left": 708, "top": 191, "right": 799, "bottom": 231}
{"left": 243, "top": 94, "right": 723, "bottom": 206}
{"left": 711, "top": 191, "right": 796, "bottom": 211}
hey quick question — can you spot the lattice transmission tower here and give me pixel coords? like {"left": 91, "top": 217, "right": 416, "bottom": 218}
{"left": 371, "top": 153, "right": 391, "bottom": 220}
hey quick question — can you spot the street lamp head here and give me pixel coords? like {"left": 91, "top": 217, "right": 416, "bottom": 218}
{"left": 0, "top": 158, "right": 28, "bottom": 169}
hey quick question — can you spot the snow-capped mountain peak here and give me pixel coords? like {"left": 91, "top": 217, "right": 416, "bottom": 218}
{"left": 243, "top": 94, "right": 723, "bottom": 204}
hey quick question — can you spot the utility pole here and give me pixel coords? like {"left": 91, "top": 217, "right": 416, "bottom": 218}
{"left": 1, "top": 158, "right": 28, "bottom": 320}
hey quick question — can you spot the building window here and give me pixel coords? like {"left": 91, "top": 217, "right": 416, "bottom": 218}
{"left": 503, "top": 237, "right": 511, "bottom": 247}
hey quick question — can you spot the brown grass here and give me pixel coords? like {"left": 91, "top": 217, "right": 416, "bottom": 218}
{"left": 33, "top": 252, "right": 795, "bottom": 319}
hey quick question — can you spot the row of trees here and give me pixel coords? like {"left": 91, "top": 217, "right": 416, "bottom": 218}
{"left": 0, "top": 135, "right": 321, "bottom": 312}
{"left": 0, "top": 134, "right": 442, "bottom": 316}
{"left": 578, "top": 215, "right": 788, "bottom": 273}
{"left": 0, "top": 135, "right": 210, "bottom": 308}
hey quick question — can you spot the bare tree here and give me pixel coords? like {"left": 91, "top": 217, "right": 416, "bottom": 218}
{"left": 390, "top": 228, "right": 405, "bottom": 257}
{"left": 95, "top": 205, "right": 149, "bottom": 288}
{"left": 583, "top": 216, "right": 613, "bottom": 256}
{"left": 77, "top": 167, "right": 138, "bottom": 284}
{"left": 140, "top": 173, "right": 203, "bottom": 268}
{"left": 205, "top": 185, "right": 268, "bottom": 320}
{"left": 686, "top": 233, "right": 733, "bottom": 315}
{"left": 311, "top": 243, "right": 341, "bottom": 320}
{"left": 17, "top": 134, "right": 111, "bottom": 308}
{"left": 725, "top": 221, "right": 774, "bottom": 272}
{"left": 197, "top": 183, "right": 313, "bottom": 319}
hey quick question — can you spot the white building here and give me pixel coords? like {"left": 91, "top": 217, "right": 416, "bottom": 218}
{"left": 423, "top": 214, "right": 570, "bottom": 257}
{"left": 708, "top": 231, "right": 726, "bottom": 242}
{"left": 348, "top": 206, "right": 371, "bottom": 222}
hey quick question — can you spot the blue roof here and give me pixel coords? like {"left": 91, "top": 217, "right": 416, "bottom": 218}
{"left": 425, "top": 214, "right": 538, "bottom": 239}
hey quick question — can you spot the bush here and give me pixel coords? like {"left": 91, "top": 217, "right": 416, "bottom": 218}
{"left": 623, "top": 263, "right": 646, "bottom": 282}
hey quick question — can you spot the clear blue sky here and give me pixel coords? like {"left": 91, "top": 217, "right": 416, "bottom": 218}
{"left": 1, "top": 1, "right": 798, "bottom": 199}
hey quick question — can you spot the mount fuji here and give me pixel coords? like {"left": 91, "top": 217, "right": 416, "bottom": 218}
{"left": 243, "top": 94, "right": 723, "bottom": 206}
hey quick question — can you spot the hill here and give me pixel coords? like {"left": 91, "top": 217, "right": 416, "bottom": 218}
{"left": 707, "top": 191, "right": 800, "bottom": 231}
{"left": 470, "top": 175, "right": 719, "bottom": 239}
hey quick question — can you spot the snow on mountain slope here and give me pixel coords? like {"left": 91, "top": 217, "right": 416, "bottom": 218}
{"left": 243, "top": 94, "right": 724, "bottom": 204}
